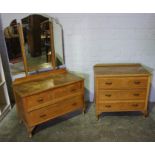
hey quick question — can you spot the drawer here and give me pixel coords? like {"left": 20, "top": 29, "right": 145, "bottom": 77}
{"left": 26, "top": 95, "right": 83, "bottom": 126}
{"left": 98, "top": 101, "right": 145, "bottom": 112}
{"left": 53, "top": 82, "right": 82, "bottom": 98}
{"left": 25, "top": 91, "right": 51, "bottom": 111}
{"left": 98, "top": 89, "right": 146, "bottom": 101}
{"left": 97, "top": 77, "right": 148, "bottom": 89}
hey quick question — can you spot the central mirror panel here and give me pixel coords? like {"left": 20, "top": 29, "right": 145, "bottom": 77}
{"left": 21, "top": 14, "right": 53, "bottom": 73}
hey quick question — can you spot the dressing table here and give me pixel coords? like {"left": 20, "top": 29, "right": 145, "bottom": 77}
{"left": 4, "top": 14, "right": 85, "bottom": 137}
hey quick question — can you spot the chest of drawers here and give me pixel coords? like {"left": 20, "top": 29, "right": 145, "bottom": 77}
{"left": 13, "top": 69, "right": 85, "bottom": 137}
{"left": 94, "top": 64, "right": 151, "bottom": 119}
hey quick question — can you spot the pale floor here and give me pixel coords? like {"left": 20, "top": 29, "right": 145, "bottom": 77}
{"left": 0, "top": 102, "right": 155, "bottom": 142}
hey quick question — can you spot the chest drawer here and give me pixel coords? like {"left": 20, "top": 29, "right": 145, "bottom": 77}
{"left": 97, "top": 77, "right": 148, "bottom": 89}
{"left": 53, "top": 82, "right": 82, "bottom": 98}
{"left": 98, "top": 89, "right": 147, "bottom": 101}
{"left": 26, "top": 95, "right": 83, "bottom": 126}
{"left": 98, "top": 101, "right": 145, "bottom": 112}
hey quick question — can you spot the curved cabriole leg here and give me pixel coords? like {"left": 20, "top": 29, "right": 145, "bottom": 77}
{"left": 82, "top": 107, "right": 86, "bottom": 115}
{"left": 27, "top": 126, "right": 35, "bottom": 138}
{"left": 19, "top": 119, "right": 23, "bottom": 124}
{"left": 143, "top": 110, "right": 148, "bottom": 118}
{"left": 96, "top": 114, "right": 99, "bottom": 121}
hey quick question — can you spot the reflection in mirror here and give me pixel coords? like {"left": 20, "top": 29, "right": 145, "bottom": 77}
{"left": 4, "top": 19, "right": 25, "bottom": 79}
{"left": 21, "top": 14, "right": 53, "bottom": 74}
{"left": 53, "top": 19, "right": 65, "bottom": 68}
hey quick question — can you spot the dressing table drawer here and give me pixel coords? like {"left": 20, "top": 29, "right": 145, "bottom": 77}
{"left": 27, "top": 95, "right": 83, "bottom": 126}
{"left": 97, "top": 77, "right": 148, "bottom": 89}
{"left": 25, "top": 92, "right": 51, "bottom": 111}
{"left": 53, "top": 82, "right": 82, "bottom": 98}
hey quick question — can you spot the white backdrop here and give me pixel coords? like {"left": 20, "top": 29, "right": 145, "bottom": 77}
{"left": 1, "top": 13, "right": 155, "bottom": 102}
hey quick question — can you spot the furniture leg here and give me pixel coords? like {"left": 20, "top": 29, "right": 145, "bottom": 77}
{"left": 143, "top": 110, "right": 148, "bottom": 118}
{"left": 96, "top": 114, "right": 99, "bottom": 121}
{"left": 27, "top": 126, "right": 35, "bottom": 138}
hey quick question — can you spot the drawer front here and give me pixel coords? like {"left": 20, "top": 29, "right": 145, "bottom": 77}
{"left": 97, "top": 77, "right": 148, "bottom": 89}
{"left": 53, "top": 82, "right": 82, "bottom": 98}
{"left": 26, "top": 95, "right": 83, "bottom": 126}
{"left": 98, "top": 101, "right": 145, "bottom": 112}
{"left": 25, "top": 91, "right": 51, "bottom": 111}
{"left": 25, "top": 82, "right": 82, "bottom": 112}
{"left": 98, "top": 89, "right": 147, "bottom": 101}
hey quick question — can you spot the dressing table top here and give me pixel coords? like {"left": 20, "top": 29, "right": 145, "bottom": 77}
{"left": 13, "top": 71, "right": 83, "bottom": 97}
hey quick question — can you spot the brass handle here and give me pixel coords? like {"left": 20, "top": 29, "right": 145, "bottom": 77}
{"left": 105, "top": 94, "right": 112, "bottom": 97}
{"left": 72, "top": 102, "right": 77, "bottom": 106}
{"left": 105, "top": 82, "right": 112, "bottom": 85}
{"left": 133, "top": 93, "right": 140, "bottom": 96}
{"left": 37, "top": 98, "right": 44, "bottom": 102}
{"left": 40, "top": 114, "right": 47, "bottom": 118}
{"left": 134, "top": 81, "right": 141, "bottom": 85}
{"left": 70, "top": 88, "right": 77, "bottom": 92}
{"left": 132, "top": 104, "right": 138, "bottom": 107}
{"left": 105, "top": 105, "right": 111, "bottom": 108}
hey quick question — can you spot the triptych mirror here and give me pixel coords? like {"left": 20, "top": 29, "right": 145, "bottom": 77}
{"left": 4, "top": 14, "right": 65, "bottom": 79}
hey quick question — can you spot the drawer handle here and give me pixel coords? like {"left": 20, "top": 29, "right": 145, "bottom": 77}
{"left": 132, "top": 104, "right": 138, "bottom": 107}
{"left": 72, "top": 102, "right": 77, "bottom": 106}
{"left": 37, "top": 98, "right": 44, "bottom": 102}
{"left": 70, "top": 88, "right": 77, "bottom": 92}
{"left": 105, "top": 94, "right": 112, "bottom": 97}
{"left": 134, "top": 81, "right": 141, "bottom": 85}
{"left": 105, "top": 82, "right": 112, "bottom": 85}
{"left": 133, "top": 93, "right": 140, "bottom": 96}
{"left": 105, "top": 105, "right": 111, "bottom": 108}
{"left": 40, "top": 114, "right": 47, "bottom": 118}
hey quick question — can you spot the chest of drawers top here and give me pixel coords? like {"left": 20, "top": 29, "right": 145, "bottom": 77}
{"left": 94, "top": 63, "right": 151, "bottom": 77}
{"left": 13, "top": 72, "right": 83, "bottom": 97}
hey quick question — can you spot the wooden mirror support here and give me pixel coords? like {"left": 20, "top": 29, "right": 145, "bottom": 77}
{"left": 12, "top": 14, "right": 85, "bottom": 137}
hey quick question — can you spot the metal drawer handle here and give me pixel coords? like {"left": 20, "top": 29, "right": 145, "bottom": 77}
{"left": 132, "top": 104, "right": 138, "bottom": 107}
{"left": 134, "top": 81, "right": 141, "bottom": 85}
{"left": 40, "top": 114, "right": 47, "bottom": 118}
{"left": 105, "top": 105, "right": 111, "bottom": 108}
{"left": 70, "top": 88, "right": 77, "bottom": 92}
{"left": 133, "top": 93, "right": 140, "bottom": 96}
{"left": 72, "top": 102, "right": 77, "bottom": 106}
{"left": 37, "top": 98, "right": 44, "bottom": 102}
{"left": 105, "top": 82, "right": 112, "bottom": 85}
{"left": 105, "top": 94, "right": 112, "bottom": 97}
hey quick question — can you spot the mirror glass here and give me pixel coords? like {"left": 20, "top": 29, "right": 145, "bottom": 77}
{"left": 21, "top": 14, "right": 53, "bottom": 73}
{"left": 4, "top": 19, "right": 25, "bottom": 79}
{"left": 53, "top": 19, "right": 65, "bottom": 68}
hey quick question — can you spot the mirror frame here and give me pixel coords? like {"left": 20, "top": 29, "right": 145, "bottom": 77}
{"left": 17, "top": 17, "right": 65, "bottom": 76}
